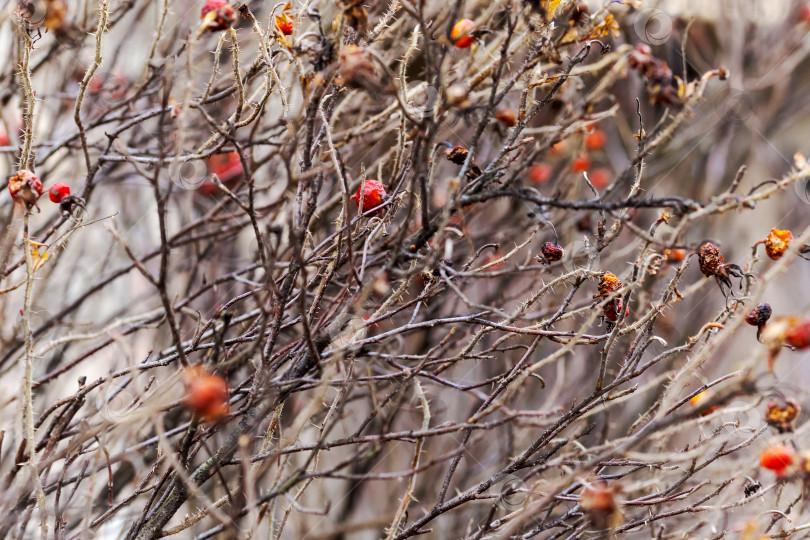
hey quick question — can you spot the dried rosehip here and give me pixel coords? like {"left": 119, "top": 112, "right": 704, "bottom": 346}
{"left": 596, "top": 272, "right": 621, "bottom": 297}
{"left": 351, "top": 179, "right": 386, "bottom": 214}
{"left": 541, "top": 241, "right": 564, "bottom": 263}
{"left": 338, "top": 45, "right": 382, "bottom": 94}
{"left": 764, "top": 228, "right": 792, "bottom": 260}
{"left": 760, "top": 444, "right": 794, "bottom": 476}
{"left": 603, "top": 298, "right": 629, "bottom": 322}
{"left": 698, "top": 243, "right": 724, "bottom": 278}
{"left": 585, "top": 129, "right": 606, "bottom": 151}
{"left": 444, "top": 144, "right": 482, "bottom": 179}
{"left": 8, "top": 169, "right": 43, "bottom": 212}
{"left": 766, "top": 398, "right": 800, "bottom": 434}
{"left": 48, "top": 182, "right": 70, "bottom": 203}
{"left": 451, "top": 19, "right": 475, "bottom": 48}
{"left": 184, "top": 366, "right": 229, "bottom": 421}
{"left": 745, "top": 303, "right": 772, "bottom": 327}
{"left": 495, "top": 108, "right": 517, "bottom": 127}
{"left": 201, "top": 0, "right": 235, "bottom": 32}
{"left": 697, "top": 242, "right": 746, "bottom": 297}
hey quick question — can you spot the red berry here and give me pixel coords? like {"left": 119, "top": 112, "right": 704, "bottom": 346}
{"left": 572, "top": 154, "right": 591, "bottom": 172}
{"left": 185, "top": 366, "right": 229, "bottom": 422}
{"left": 589, "top": 168, "right": 610, "bottom": 188}
{"left": 451, "top": 19, "right": 475, "bottom": 48}
{"left": 585, "top": 129, "right": 606, "bottom": 151}
{"left": 760, "top": 445, "right": 794, "bottom": 476}
{"left": 49, "top": 182, "right": 71, "bottom": 203}
{"left": 8, "top": 169, "right": 43, "bottom": 211}
{"left": 351, "top": 179, "right": 386, "bottom": 214}
{"left": 201, "top": 0, "right": 235, "bottom": 32}
{"left": 529, "top": 163, "right": 553, "bottom": 184}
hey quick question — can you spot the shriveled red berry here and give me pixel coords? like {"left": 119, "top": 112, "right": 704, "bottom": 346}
{"left": 8, "top": 169, "right": 43, "bottom": 211}
{"left": 351, "top": 179, "right": 386, "bottom": 214}
{"left": 184, "top": 366, "right": 229, "bottom": 422}
{"left": 451, "top": 19, "right": 475, "bottom": 48}
{"left": 760, "top": 445, "right": 794, "bottom": 476}
{"left": 541, "top": 241, "right": 564, "bottom": 262}
{"left": 201, "top": 0, "right": 235, "bottom": 32}
{"left": 745, "top": 303, "right": 772, "bottom": 327}
{"left": 48, "top": 182, "right": 71, "bottom": 203}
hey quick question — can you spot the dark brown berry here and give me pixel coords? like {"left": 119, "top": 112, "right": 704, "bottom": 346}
{"left": 745, "top": 303, "right": 772, "bottom": 327}
{"left": 698, "top": 243, "right": 724, "bottom": 278}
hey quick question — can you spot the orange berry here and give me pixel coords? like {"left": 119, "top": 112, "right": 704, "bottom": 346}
{"left": 572, "top": 154, "right": 591, "bottom": 172}
{"left": 451, "top": 19, "right": 475, "bottom": 48}
{"left": 585, "top": 129, "right": 606, "bottom": 151}
{"left": 760, "top": 445, "right": 794, "bottom": 476}
{"left": 764, "top": 228, "right": 792, "bottom": 260}
{"left": 185, "top": 367, "right": 230, "bottom": 421}
{"left": 495, "top": 108, "right": 517, "bottom": 127}
{"left": 549, "top": 140, "right": 566, "bottom": 155}
{"left": 529, "top": 163, "right": 553, "bottom": 184}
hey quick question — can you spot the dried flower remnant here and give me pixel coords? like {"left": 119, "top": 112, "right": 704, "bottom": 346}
{"left": 628, "top": 43, "right": 683, "bottom": 108}
{"left": 275, "top": 2, "right": 293, "bottom": 35}
{"left": 444, "top": 144, "right": 483, "bottom": 179}
{"left": 766, "top": 398, "right": 800, "bottom": 434}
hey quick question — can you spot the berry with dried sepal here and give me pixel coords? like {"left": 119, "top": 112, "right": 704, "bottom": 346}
{"left": 201, "top": 0, "right": 235, "bottom": 32}
{"left": 760, "top": 444, "right": 794, "bottom": 477}
{"left": 48, "top": 182, "right": 70, "bottom": 203}
{"left": 746, "top": 303, "right": 772, "bottom": 328}
{"left": 540, "top": 241, "right": 564, "bottom": 263}
{"left": 764, "top": 228, "right": 792, "bottom": 260}
{"left": 8, "top": 169, "right": 43, "bottom": 212}
{"left": 184, "top": 366, "right": 229, "bottom": 422}
{"left": 451, "top": 19, "right": 475, "bottom": 48}
{"left": 697, "top": 242, "right": 747, "bottom": 298}
{"left": 275, "top": 3, "right": 293, "bottom": 35}
{"left": 766, "top": 397, "right": 800, "bottom": 434}
{"left": 594, "top": 272, "right": 628, "bottom": 323}
{"left": 351, "top": 179, "right": 386, "bottom": 214}
{"left": 761, "top": 315, "right": 810, "bottom": 370}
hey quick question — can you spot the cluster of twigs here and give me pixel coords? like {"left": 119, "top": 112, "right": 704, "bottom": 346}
{"left": 2, "top": 0, "right": 810, "bottom": 538}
